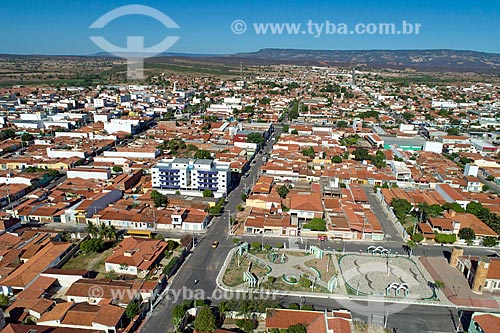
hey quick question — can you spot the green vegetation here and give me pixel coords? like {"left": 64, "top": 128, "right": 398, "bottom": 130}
{"left": 370, "top": 150, "right": 386, "bottom": 168}
{"left": 301, "top": 146, "right": 315, "bottom": 158}
{"left": 246, "top": 132, "right": 265, "bottom": 145}
{"left": 331, "top": 155, "right": 342, "bottom": 164}
{"left": 202, "top": 189, "right": 214, "bottom": 198}
{"left": 337, "top": 120, "right": 348, "bottom": 128}
{"left": 163, "top": 256, "right": 180, "bottom": 275}
{"left": 0, "top": 294, "right": 9, "bottom": 307}
{"left": 352, "top": 147, "right": 370, "bottom": 161}
{"left": 80, "top": 238, "right": 105, "bottom": 253}
{"left": 465, "top": 201, "right": 500, "bottom": 234}
{"left": 150, "top": 190, "right": 168, "bottom": 207}
{"left": 112, "top": 166, "right": 123, "bottom": 173}
{"left": 277, "top": 185, "right": 290, "bottom": 199}
{"left": 302, "top": 218, "right": 326, "bottom": 232}
{"left": 193, "top": 306, "right": 217, "bottom": 332}
{"left": 194, "top": 150, "right": 211, "bottom": 159}
{"left": 411, "top": 233, "right": 424, "bottom": 243}
{"left": 390, "top": 198, "right": 413, "bottom": 220}
{"left": 236, "top": 319, "right": 256, "bottom": 332}
{"left": 458, "top": 227, "right": 476, "bottom": 241}
{"left": 435, "top": 233, "right": 456, "bottom": 244}
{"left": 482, "top": 236, "right": 499, "bottom": 247}
{"left": 125, "top": 300, "right": 140, "bottom": 320}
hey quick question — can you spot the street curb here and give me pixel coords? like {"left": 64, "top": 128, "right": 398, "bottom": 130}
{"left": 215, "top": 248, "right": 500, "bottom": 312}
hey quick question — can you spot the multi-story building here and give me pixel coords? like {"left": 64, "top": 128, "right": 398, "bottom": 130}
{"left": 151, "top": 158, "right": 230, "bottom": 197}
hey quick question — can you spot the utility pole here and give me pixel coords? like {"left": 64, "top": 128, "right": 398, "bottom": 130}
{"left": 227, "top": 209, "right": 231, "bottom": 235}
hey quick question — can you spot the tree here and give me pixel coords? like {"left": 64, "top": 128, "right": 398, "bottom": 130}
{"left": 251, "top": 241, "right": 261, "bottom": 251}
{"left": 447, "top": 127, "right": 460, "bottom": 136}
{"left": 402, "top": 112, "right": 415, "bottom": 121}
{"left": 466, "top": 201, "right": 484, "bottom": 215}
{"left": 291, "top": 129, "right": 299, "bottom": 135}
{"left": 80, "top": 238, "right": 105, "bottom": 253}
{"left": 370, "top": 150, "right": 386, "bottom": 168}
{"left": 193, "top": 306, "right": 217, "bottom": 332}
{"left": 458, "top": 227, "right": 476, "bottom": 241}
{"left": 125, "top": 300, "right": 140, "bottom": 320}
{"left": 442, "top": 202, "right": 465, "bottom": 213}
{"left": 150, "top": 190, "right": 167, "bottom": 207}
{"left": 246, "top": 132, "right": 265, "bottom": 145}
{"left": 482, "top": 236, "right": 499, "bottom": 247}
{"left": 331, "top": 155, "right": 342, "bottom": 164}
{"left": 21, "top": 133, "right": 34, "bottom": 142}
{"left": 85, "top": 222, "right": 98, "bottom": 238}
{"left": 283, "top": 125, "right": 289, "bottom": 133}
{"left": 112, "top": 166, "right": 123, "bottom": 173}
{"left": 301, "top": 147, "right": 315, "bottom": 158}
{"left": 391, "top": 198, "right": 412, "bottom": 220}
{"left": 287, "top": 324, "right": 307, "bottom": 333}
{"left": 353, "top": 147, "right": 370, "bottom": 161}
{"left": 426, "top": 204, "right": 444, "bottom": 217}
{"left": 0, "top": 294, "right": 9, "bottom": 307}
{"left": 337, "top": 120, "right": 348, "bottom": 128}
{"left": 203, "top": 189, "right": 213, "bottom": 198}
{"left": 194, "top": 150, "right": 211, "bottom": 159}
{"left": 277, "top": 185, "right": 290, "bottom": 199}
{"left": 412, "top": 233, "right": 424, "bottom": 243}
{"left": 487, "top": 175, "right": 495, "bottom": 181}
{"left": 240, "top": 193, "right": 247, "bottom": 201}
{"left": 236, "top": 319, "right": 256, "bottom": 333}
{"left": 268, "top": 276, "right": 276, "bottom": 285}
{"left": 483, "top": 185, "right": 490, "bottom": 192}
{"left": 433, "top": 280, "right": 445, "bottom": 290}
{"left": 172, "top": 304, "right": 186, "bottom": 328}
{"left": 404, "top": 240, "right": 417, "bottom": 257}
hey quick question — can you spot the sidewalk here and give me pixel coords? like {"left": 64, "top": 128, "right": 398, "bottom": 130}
{"left": 216, "top": 249, "right": 451, "bottom": 309}
{"left": 420, "top": 256, "right": 499, "bottom": 309}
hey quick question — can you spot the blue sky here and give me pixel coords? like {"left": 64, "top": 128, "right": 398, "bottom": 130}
{"left": 1, "top": 0, "right": 499, "bottom": 55}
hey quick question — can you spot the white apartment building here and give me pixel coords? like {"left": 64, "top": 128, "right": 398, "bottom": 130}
{"left": 151, "top": 158, "right": 230, "bottom": 198}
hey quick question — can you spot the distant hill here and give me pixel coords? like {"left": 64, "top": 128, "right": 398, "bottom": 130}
{"left": 2, "top": 48, "right": 500, "bottom": 75}
{"left": 223, "top": 48, "right": 500, "bottom": 73}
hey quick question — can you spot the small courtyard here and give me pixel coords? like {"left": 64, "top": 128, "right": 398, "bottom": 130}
{"left": 222, "top": 244, "right": 339, "bottom": 294}
{"left": 338, "top": 254, "right": 435, "bottom": 299}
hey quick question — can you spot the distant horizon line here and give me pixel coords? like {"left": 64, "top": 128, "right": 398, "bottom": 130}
{"left": 0, "top": 47, "right": 499, "bottom": 57}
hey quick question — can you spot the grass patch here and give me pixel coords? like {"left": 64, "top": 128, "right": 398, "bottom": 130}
{"left": 304, "top": 255, "right": 336, "bottom": 282}
{"left": 223, "top": 254, "right": 270, "bottom": 287}
{"left": 62, "top": 248, "right": 114, "bottom": 272}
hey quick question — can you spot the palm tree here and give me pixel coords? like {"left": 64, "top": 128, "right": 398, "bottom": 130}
{"left": 108, "top": 225, "right": 118, "bottom": 242}
{"left": 86, "top": 222, "right": 98, "bottom": 238}
{"left": 403, "top": 240, "right": 417, "bottom": 257}
{"left": 416, "top": 202, "right": 429, "bottom": 222}
{"left": 98, "top": 224, "right": 108, "bottom": 240}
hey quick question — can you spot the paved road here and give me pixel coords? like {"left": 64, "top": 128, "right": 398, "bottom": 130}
{"left": 141, "top": 125, "right": 498, "bottom": 332}
{"left": 362, "top": 186, "right": 405, "bottom": 242}
{"left": 281, "top": 296, "right": 460, "bottom": 333}
{"left": 141, "top": 129, "right": 279, "bottom": 332}
{"left": 478, "top": 174, "right": 500, "bottom": 194}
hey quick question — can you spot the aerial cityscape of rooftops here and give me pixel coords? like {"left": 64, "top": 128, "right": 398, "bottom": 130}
{"left": 2, "top": 1, "right": 500, "bottom": 333}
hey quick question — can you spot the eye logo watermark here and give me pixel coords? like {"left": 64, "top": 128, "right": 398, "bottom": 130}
{"left": 89, "top": 4, "right": 180, "bottom": 80}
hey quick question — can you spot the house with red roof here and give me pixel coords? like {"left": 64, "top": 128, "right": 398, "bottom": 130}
{"left": 104, "top": 237, "right": 167, "bottom": 277}
{"left": 265, "top": 308, "right": 352, "bottom": 333}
